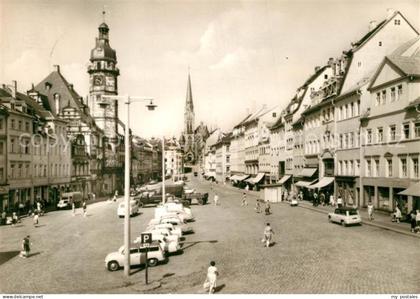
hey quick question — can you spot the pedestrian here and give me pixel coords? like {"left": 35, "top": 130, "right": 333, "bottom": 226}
{"left": 20, "top": 235, "right": 31, "bottom": 258}
{"left": 203, "top": 261, "right": 219, "bottom": 294}
{"left": 245, "top": 184, "right": 249, "bottom": 192}
{"left": 255, "top": 200, "right": 261, "bottom": 213}
{"left": 337, "top": 195, "right": 343, "bottom": 208}
{"left": 262, "top": 223, "right": 274, "bottom": 248}
{"left": 264, "top": 201, "right": 271, "bottom": 215}
{"left": 329, "top": 194, "right": 335, "bottom": 207}
{"left": 12, "top": 212, "right": 18, "bottom": 226}
{"left": 92, "top": 193, "right": 96, "bottom": 201}
{"left": 392, "top": 205, "right": 402, "bottom": 223}
{"left": 313, "top": 191, "right": 319, "bottom": 207}
{"left": 415, "top": 209, "right": 420, "bottom": 234}
{"left": 72, "top": 201, "right": 76, "bottom": 216}
{"left": 241, "top": 192, "right": 248, "bottom": 207}
{"left": 320, "top": 192, "right": 326, "bottom": 206}
{"left": 36, "top": 201, "right": 42, "bottom": 214}
{"left": 1, "top": 210, "right": 6, "bottom": 225}
{"left": 409, "top": 209, "right": 417, "bottom": 233}
{"left": 298, "top": 191, "right": 303, "bottom": 201}
{"left": 367, "top": 201, "right": 374, "bottom": 221}
{"left": 213, "top": 193, "right": 219, "bottom": 206}
{"left": 82, "top": 200, "right": 87, "bottom": 217}
{"left": 33, "top": 211, "right": 39, "bottom": 227}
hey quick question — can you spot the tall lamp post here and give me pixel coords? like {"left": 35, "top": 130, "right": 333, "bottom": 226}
{"left": 101, "top": 95, "right": 156, "bottom": 277}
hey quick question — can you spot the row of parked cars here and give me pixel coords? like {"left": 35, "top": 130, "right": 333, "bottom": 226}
{"left": 105, "top": 192, "right": 197, "bottom": 271}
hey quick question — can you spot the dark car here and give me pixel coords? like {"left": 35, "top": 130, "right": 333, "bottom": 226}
{"left": 193, "top": 172, "right": 198, "bottom": 177}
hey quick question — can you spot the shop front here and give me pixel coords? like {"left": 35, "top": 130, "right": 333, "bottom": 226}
{"left": 0, "top": 185, "right": 9, "bottom": 211}
{"left": 335, "top": 176, "right": 359, "bottom": 207}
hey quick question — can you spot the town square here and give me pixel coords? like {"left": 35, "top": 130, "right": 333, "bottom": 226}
{"left": 0, "top": 0, "right": 419, "bottom": 296}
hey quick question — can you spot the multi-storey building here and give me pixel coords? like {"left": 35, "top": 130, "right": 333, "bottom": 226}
{"left": 359, "top": 37, "right": 420, "bottom": 216}
{"left": 0, "top": 107, "right": 8, "bottom": 209}
{"left": 269, "top": 117, "right": 286, "bottom": 184}
{"left": 230, "top": 115, "right": 250, "bottom": 179}
{"left": 334, "top": 10, "right": 418, "bottom": 207}
{"left": 164, "top": 138, "right": 184, "bottom": 178}
{"left": 214, "top": 133, "right": 231, "bottom": 183}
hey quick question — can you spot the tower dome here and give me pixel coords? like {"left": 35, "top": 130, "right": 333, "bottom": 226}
{"left": 90, "top": 22, "right": 117, "bottom": 62}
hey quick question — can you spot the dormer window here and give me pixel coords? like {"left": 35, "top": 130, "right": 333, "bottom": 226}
{"left": 45, "top": 82, "right": 52, "bottom": 90}
{"left": 378, "top": 41, "right": 382, "bottom": 46}
{"left": 394, "top": 19, "right": 400, "bottom": 25}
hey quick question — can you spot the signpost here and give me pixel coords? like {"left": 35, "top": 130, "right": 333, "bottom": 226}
{"left": 140, "top": 233, "right": 152, "bottom": 284}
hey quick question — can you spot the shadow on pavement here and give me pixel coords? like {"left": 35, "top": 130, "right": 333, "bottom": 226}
{"left": 162, "top": 273, "right": 175, "bottom": 278}
{"left": 28, "top": 251, "right": 41, "bottom": 258}
{"left": 0, "top": 251, "right": 20, "bottom": 266}
{"left": 181, "top": 240, "right": 218, "bottom": 250}
{"left": 214, "top": 284, "right": 225, "bottom": 293}
{"left": 34, "top": 224, "right": 47, "bottom": 228}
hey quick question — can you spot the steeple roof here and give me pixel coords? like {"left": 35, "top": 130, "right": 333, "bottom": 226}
{"left": 186, "top": 71, "right": 194, "bottom": 112}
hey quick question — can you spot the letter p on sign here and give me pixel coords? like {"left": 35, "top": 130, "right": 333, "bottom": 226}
{"left": 141, "top": 233, "right": 152, "bottom": 244}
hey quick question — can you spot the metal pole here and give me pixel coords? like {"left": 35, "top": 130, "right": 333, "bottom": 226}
{"left": 145, "top": 247, "right": 149, "bottom": 284}
{"left": 162, "top": 136, "right": 166, "bottom": 204}
{"left": 124, "top": 96, "right": 131, "bottom": 276}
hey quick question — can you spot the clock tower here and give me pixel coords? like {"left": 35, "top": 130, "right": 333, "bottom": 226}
{"left": 88, "top": 21, "right": 120, "bottom": 155}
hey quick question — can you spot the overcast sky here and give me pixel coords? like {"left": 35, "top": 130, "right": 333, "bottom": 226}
{"left": 1, "top": 0, "right": 419, "bottom": 138}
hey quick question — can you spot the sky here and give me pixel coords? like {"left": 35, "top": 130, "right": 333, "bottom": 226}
{"left": 1, "top": 0, "right": 419, "bottom": 138}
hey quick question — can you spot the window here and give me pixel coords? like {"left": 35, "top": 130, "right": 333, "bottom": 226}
{"left": 390, "top": 125, "right": 396, "bottom": 141}
{"left": 11, "top": 119, "right": 15, "bottom": 129}
{"left": 338, "top": 161, "right": 342, "bottom": 175}
{"left": 375, "top": 93, "right": 380, "bottom": 106}
{"left": 401, "top": 158, "right": 407, "bottom": 177}
{"left": 0, "top": 119, "right": 3, "bottom": 130}
{"left": 390, "top": 87, "right": 396, "bottom": 102}
{"left": 381, "top": 90, "right": 386, "bottom": 105}
{"left": 11, "top": 138, "right": 15, "bottom": 153}
{"left": 358, "top": 62, "right": 362, "bottom": 67}
{"left": 349, "top": 160, "right": 353, "bottom": 175}
{"left": 0, "top": 141, "right": 3, "bottom": 155}
{"left": 403, "top": 123, "right": 410, "bottom": 139}
{"left": 413, "top": 157, "right": 419, "bottom": 178}
{"left": 379, "top": 41, "right": 382, "bottom": 46}
{"left": 415, "top": 122, "right": 420, "bottom": 138}
{"left": 397, "top": 85, "right": 403, "bottom": 99}
{"left": 0, "top": 168, "right": 3, "bottom": 181}
{"left": 387, "top": 159, "right": 392, "bottom": 177}
{"left": 324, "top": 74, "right": 328, "bottom": 80}
{"left": 374, "top": 159, "right": 379, "bottom": 177}
{"left": 367, "top": 129, "right": 372, "bottom": 144}
{"left": 394, "top": 19, "right": 401, "bottom": 25}
{"left": 366, "top": 160, "right": 372, "bottom": 177}
{"left": 355, "top": 160, "right": 360, "bottom": 175}
{"left": 374, "top": 128, "right": 383, "bottom": 143}
{"left": 10, "top": 164, "right": 15, "bottom": 178}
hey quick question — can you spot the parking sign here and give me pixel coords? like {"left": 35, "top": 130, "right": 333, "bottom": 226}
{"left": 141, "top": 233, "right": 152, "bottom": 244}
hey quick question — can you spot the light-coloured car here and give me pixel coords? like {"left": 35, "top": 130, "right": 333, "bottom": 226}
{"left": 117, "top": 200, "right": 139, "bottom": 217}
{"left": 134, "top": 234, "right": 181, "bottom": 253}
{"left": 289, "top": 198, "right": 298, "bottom": 207}
{"left": 328, "top": 207, "right": 362, "bottom": 226}
{"left": 105, "top": 243, "right": 166, "bottom": 271}
{"left": 147, "top": 223, "right": 182, "bottom": 237}
{"left": 144, "top": 228, "right": 180, "bottom": 243}
{"left": 148, "top": 218, "right": 193, "bottom": 234}
{"left": 155, "top": 205, "right": 194, "bottom": 221}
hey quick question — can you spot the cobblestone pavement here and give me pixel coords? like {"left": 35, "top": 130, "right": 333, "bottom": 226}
{"left": 1, "top": 177, "right": 419, "bottom": 294}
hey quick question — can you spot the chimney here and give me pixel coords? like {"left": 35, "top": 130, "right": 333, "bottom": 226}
{"left": 11, "top": 80, "right": 17, "bottom": 99}
{"left": 387, "top": 8, "right": 395, "bottom": 19}
{"left": 369, "top": 20, "right": 377, "bottom": 31}
{"left": 328, "top": 57, "right": 334, "bottom": 66}
{"left": 54, "top": 65, "right": 60, "bottom": 73}
{"left": 314, "top": 66, "right": 321, "bottom": 72}
{"left": 69, "top": 84, "right": 73, "bottom": 91}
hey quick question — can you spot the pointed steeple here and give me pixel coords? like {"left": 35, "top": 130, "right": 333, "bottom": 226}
{"left": 186, "top": 70, "right": 194, "bottom": 112}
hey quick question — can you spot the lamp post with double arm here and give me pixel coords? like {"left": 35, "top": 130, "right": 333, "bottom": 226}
{"left": 100, "top": 95, "right": 156, "bottom": 277}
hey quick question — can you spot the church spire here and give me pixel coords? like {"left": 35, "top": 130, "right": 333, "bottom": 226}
{"left": 186, "top": 69, "right": 194, "bottom": 112}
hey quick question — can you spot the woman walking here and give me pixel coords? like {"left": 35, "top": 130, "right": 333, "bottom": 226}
{"left": 204, "top": 261, "right": 219, "bottom": 294}
{"left": 367, "top": 202, "right": 374, "bottom": 221}
{"left": 264, "top": 201, "right": 271, "bottom": 215}
{"left": 255, "top": 200, "right": 261, "bottom": 213}
{"left": 263, "top": 223, "right": 274, "bottom": 248}
{"left": 33, "top": 211, "right": 39, "bottom": 227}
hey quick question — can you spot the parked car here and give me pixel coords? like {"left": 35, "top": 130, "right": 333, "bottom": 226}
{"left": 328, "top": 207, "right": 362, "bottom": 226}
{"left": 148, "top": 217, "right": 193, "bottom": 234}
{"left": 57, "top": 192, "right": 83, "bottom": 209}
{"left": 193, "top": 172, "right": 198, "bottom": 177}
{"left": 289, "top": 197, "right": 298, "bottom": 207}
{"left": 146, "top": 223, "right": 182, "bottom": 237}
{"left": 105, "top": 242, "right": 166, "bottom": 271}
{"left": 143, "top": 228, "right": 180, "bottom": 243}
{"left": 134, "top": 234, "right": 181, "bottom": 254}
{"left": 182, "top": 192, "right": 208, "bottom": 205}
{"left": 155, "top": 204, "right": 194, "bottom": 221}
{"left": 117, "top": 200, "right": 139, "bottom": 217}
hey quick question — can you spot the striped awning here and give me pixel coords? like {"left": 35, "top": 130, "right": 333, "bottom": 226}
{"left": 398, "top": 182, "right": 420, "bottom": 197}
{"left": 278, "top": 175, "right": 292, "bottom": 185}
{"left": 295, "top": 179, "right": 318, "bottom": 188}
{"left": 307, "top": 177, "right": 334, "bottom": 189}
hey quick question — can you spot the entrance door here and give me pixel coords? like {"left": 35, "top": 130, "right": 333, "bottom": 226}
{"left": 363, "top": 186, "right": 375, "bottom": 207}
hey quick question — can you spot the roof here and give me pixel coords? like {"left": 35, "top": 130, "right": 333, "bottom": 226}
{"left": 387, "top": 36, "right": 420, "bottom": 76}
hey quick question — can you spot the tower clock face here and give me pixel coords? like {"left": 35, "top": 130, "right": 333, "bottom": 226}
{"left": 105, "top": 76, "right": 115, "bottom": 89}
{"left": 93, "top": 75, "right": 104, "bottom": 86}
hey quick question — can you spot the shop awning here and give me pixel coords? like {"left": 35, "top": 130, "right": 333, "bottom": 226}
{"left": 398, "top": 182, "right": 420, "bottom": 197}
{"left": 307, "top": 177, "right": 334, "bottom": 189}
{"left": 295, "top": 179, "right": 317, "bottom": 188}
{"left": 236, "top": 174, "right": 250, "bottom": 182}
{"left": 278, "top": 175, "right": 292, "bottom": 185}
{"left": 246, "top": 173, "right": 265, "bottom": 184}
{"left": 229, "top": 175, "right": 239, "bottom": 181}
{"left": 297, "top": 168, "right": 318, "bottom": 178}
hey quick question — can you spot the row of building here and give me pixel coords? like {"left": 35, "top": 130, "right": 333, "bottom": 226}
{"left": 204, "top": 9, "right": 420, "bottom": 216}
{"left": 0, "top": 21, "right": 165, "bottom": 212}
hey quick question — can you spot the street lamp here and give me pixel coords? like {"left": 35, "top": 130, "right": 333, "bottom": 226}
{"left": 101, "top": 95, "right": 156, "bottom": 277}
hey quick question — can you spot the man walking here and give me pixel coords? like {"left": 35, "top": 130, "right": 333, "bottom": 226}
{"left": 72, "top": 201, "right": 76, "bottom": 216}
{"left": 33, "top": 211, "right": 39, "bottom": 227}
{"left": 263, "top": 223, "right": 274, "bottom": 248}
{"left": 241, "top": 192, "right": 248, "bottom": 207}
{"left": 213, "top": 193, "right": 219, "bottom": 206}
{"left": 82, "top": 200, "right": 87, "bottom": 217}
{"left": 20, "top": 235, "right": 31, "bottom": 258}
{"left": 367, "top": 201, "right": 374, "bottom": 221}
